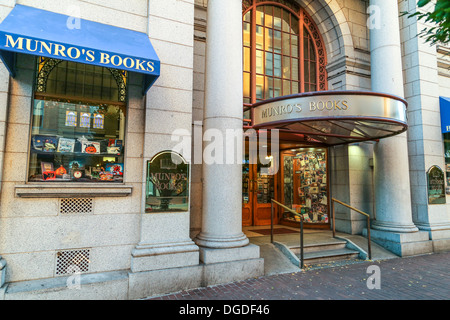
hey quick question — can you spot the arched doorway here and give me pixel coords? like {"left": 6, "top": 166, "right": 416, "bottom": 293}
{"left": 242, "top": 0, "right": 329, "bottom": 227}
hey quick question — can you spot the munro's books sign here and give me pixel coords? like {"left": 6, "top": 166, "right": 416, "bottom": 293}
{"left": 145, "top": 151, "right": 189, "bottom": 213}
{"left": 251, "top": 91, "right": 408, "bottom": 145}
{"left": 2, "top": 33, "right": 158, "bottom": 75}
{"left": 427, "top": 165, "right": 446, "bottom": 205}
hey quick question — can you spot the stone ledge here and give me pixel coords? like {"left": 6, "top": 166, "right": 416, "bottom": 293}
{"left": 129, "top": 265, "right": 204, "bottom": 299}
{"left": 15, "top": 184, "right": 133, "bottom": 198}
{"left": 0, "top": 258, "right": 265, "bottom": 299}
{"left": 366, "top": 229, "right": 429, "bottom": 243}
{"left": 432, "top": 238, "right": 450, "bottom": 253}
{"left": 131, "top": 241, "right": 200, "bottom": 273}
{"left": 3, "top": 270, "right": 129, "bottom": 300}
{"left": 198, "top": 244, "right": 260, "bottom": 264}
{"left": 129, "top": 258, "right": 264, "bottom": 299}
{"left": 202, "top": 258, "right": 264, "bottom": 287}
{"left": 363, "top": 229, "right": 433, "bottom": 257}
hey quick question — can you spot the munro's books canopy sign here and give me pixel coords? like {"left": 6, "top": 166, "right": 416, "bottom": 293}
{"left": 251, "top": 91, "right": 408, "bottom": 146}
{"left": 0, "top": 4, "right": 160, "bottom": 94}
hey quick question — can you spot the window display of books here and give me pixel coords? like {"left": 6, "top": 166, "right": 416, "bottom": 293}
{"left": 29, "top": 134, "right": 124, "bottom": 182}
{"left": 31, "top": 135, "right": 123, "bottom": 156}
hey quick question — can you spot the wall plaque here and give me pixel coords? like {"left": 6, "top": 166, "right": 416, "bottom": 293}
{"left": 427, "top": 165, "right": 446, "bottom": 205}
{"left": 145, "top": 151, "right": 189, "bottom": 213}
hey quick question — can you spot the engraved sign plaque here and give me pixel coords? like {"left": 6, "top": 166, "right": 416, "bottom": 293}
{"left": 427, "top": 165, "right": 446, "bottom": 205}
{"left": 146, "top": 151, "right": 189, "bottom": 213}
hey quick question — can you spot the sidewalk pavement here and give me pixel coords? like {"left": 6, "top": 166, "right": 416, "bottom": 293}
{"left": 147, "top": 251, "right": 450, "bottom": 300}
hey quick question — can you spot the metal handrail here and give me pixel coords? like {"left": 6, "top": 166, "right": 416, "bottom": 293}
{"left": 331, "top": 198, "right": 372, "bottom": 260}
{"left": 270, "top": 199, "right": 304, "bottom": 269}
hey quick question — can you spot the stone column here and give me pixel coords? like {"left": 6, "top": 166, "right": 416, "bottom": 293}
{"left": 368, "top": 0, "right": 432, "bottom": 256}
{"left": 194, "top": 0, "right": 261, "bottom": 270}
{"left": 194, "top": 0, "right": 249, "bottom": 250}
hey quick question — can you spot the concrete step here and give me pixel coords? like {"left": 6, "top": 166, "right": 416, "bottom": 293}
{"left": 290, "top": 241, "right": 347, "bottom": 255}
{"left": 298, "top": 248, "right": 360, "bottom": 265}
{"left": 272, "top": 237, "right": 363, "bottom": 269}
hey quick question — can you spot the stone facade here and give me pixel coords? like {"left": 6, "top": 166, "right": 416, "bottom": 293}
{"left": 0, "top": 0, "right": 448, "bottom": 299}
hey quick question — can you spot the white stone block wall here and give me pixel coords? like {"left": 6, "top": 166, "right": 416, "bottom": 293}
{"left": 0, "top": 0, "right": 195, "bottom": 284}
{"left": 0, "top": 2, "right": 14, "bottom": 287}
{"left": 400, "top": 0, "right": 450, "bottom": 232}
{"left": 0, "top": 2, "right": 14, "bottom": 194}
{"left": 17, "top": 0, "right": 148, "bottom": 33}
{"left": 133, "top": 0, "right": 195, "bottom": 260}
{"left": 145, "top": 0, "right": 194, "bottom": 159}
{"left": 438, "top": 46, "right": 450, "bottom": 98}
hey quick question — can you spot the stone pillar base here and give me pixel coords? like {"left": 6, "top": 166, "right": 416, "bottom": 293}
{"left": 195, "top": 232, "right": 249, "bottom": 249}
{"left": 129, "top": 244, "right": 264, "bottom": 299}
{"left": 198, "top": 243, "right": 260, "bottom": 264}
{"left": 363, "top": 229, "right": 433, "bottom": 257}
{"left": 131, "top": 241, "right": 199, "bottom": 273}
{"left": 129, "top": 265, "right": 203, "bottom": 299}
{"left": 425, "top": 229, "right": 450, "bottom": 253}
{"left": 198, "top": 244, "right": 264, "bottom": 287}
{"left": 371, "top": 221, "right": 418, "bottom": 233}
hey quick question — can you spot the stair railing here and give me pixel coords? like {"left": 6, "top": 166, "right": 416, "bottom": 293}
{"left": 270, "top": 199, "right": 304, "bottom": 269}
{"left": 331, "top": 198, "right": 372, "bottom": 260}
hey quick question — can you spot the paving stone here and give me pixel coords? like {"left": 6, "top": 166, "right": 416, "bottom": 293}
{"left": 146, "top": 252, "right": 450, "bottom": 301}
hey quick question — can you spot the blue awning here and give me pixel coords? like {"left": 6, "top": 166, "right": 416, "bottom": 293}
{"left": 0, "top": 5, "right": 160, "bottom": 94}
{"left": 440, "top": 97, "right": 450, "bottom": 133}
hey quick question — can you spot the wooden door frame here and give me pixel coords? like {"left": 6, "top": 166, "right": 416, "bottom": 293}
{"left": 242, "top": 154, "right": 280, "bottom": 227}
{"left": 279, "top": 147, "right": 331, "bottom": 229}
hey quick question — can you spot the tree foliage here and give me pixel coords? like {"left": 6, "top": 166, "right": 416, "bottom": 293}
{"left": 408, "top": 0, "right": 450, "bottom": 45}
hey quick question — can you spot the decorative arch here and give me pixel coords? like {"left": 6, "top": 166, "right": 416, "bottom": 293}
{"left": 242, "top": 0, "right": 328, "bottom": 106}
{"left": 36, "top": 57, "right": 128, "bottom": 102}
{"left": 36, "top": 57, "right": 63, "bottom": 94}
{"left": 302, "top": 10, "right": 327, "bottom": 91}
{"left": 295, "top": 0, "right": 355, "bottom": 62}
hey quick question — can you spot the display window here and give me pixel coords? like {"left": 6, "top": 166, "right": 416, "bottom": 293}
{"left": 27, "top": 57, "right": 127, "bottom": 183}
{"left": 444, "top": 132, "right": 450, "bottom": 194}
{"left": 282, "top": 148, "right": 329, "bottom": 224}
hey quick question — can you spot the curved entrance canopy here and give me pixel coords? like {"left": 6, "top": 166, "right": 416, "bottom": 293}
{"left": 250, "top": 91, "right": 408, "bottom": 146}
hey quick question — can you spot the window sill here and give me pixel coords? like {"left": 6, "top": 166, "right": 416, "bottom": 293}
{"left": 15, "top": 184, "right": 133, "bottom": 198}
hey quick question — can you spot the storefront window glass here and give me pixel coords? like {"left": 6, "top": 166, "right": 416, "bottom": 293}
{"left": 242, "top": 1, "right": 327, "bottom": 104}
{"left": 283, "top": 149, "right": 328, "bottom": 224}
{"left": 444, "top": 132, "right": 450, "bottom": 194}
{"left": 256, "top": 157, "right": 275, "bottom": 204}
{"left": 28, "top": 58, "right": 127, "bottom": 183}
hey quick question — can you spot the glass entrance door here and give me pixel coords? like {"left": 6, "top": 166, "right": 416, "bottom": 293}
{"left": 243, "top": 153, "right": 277, "bottom": 226}
{"left": 281, "top": 148, "right": 330, "bottom": 228}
